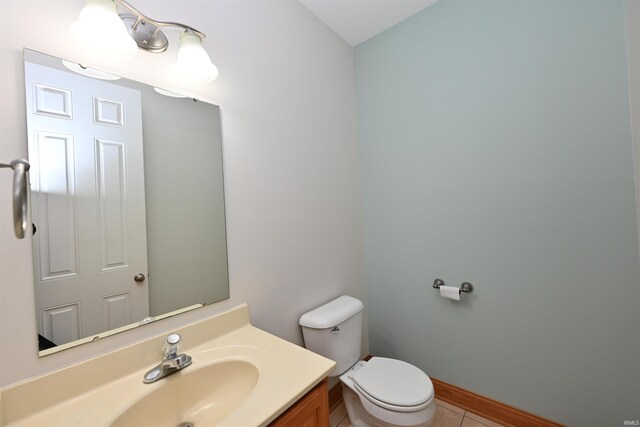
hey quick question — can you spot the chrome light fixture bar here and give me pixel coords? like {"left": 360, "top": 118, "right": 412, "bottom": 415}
{"left": 71, "top": 0, "right": 219, "bottom": 83}
{"left": 115, "top": 0, "right": 206, "bottom": 53}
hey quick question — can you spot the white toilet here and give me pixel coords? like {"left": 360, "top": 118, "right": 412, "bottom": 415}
{"left": 300, "top": 295, "right": 435, "bottom": 427}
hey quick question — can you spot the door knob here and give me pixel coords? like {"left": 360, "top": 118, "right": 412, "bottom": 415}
{"left": 134, "top": 273, "right": 146, "bottom": 283}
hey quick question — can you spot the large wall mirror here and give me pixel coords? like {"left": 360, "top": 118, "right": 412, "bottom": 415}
{"left": 23, "top": 49, "right": 229, "bottom": 356}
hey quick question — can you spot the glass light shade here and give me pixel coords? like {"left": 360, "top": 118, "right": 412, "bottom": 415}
{"left": 175, "top": 31, "right": 219, "bottom": 83}
{"left": 70, "top": 0, "right": 137, "bottom": 60}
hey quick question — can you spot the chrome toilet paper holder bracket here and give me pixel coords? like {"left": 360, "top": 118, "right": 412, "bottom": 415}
{"left": 433, "top": 278, "right": 474, "bottom": 294}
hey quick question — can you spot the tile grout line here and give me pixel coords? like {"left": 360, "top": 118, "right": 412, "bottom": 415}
{"left": 335, "top": 412, "right": 347, "bottom": 427}
{"left": 331, "top": 399, "right": 503, "bottom": 427}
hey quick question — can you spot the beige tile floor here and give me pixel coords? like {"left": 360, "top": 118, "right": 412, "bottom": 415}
{"left": 330, "top": 398, "right": 506, "bottom": 427}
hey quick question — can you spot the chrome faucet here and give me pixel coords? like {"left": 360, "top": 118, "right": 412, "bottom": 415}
{"left": 143, "top": 333, "right": 192, "bottom": 384}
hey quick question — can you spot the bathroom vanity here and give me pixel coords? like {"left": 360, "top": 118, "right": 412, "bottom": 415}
{"left": 0, "top": 304, "right": 335, "bottom": 426}
{"left": 270, "top": 380, "right": 329, "bottom": 426}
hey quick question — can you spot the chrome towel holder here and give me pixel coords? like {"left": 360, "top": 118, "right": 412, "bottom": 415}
{"left": 0, "top": 159, "right": 31, "bottom": 239}
{"left": 433, "top": 278, "right": 474, "bottom": 294}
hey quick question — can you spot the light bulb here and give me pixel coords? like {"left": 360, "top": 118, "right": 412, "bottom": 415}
{"left": 175, "top": 31, "right": 219, "bottom": 83}
{"left": 70, "top": 0, "right": 137, "bottom": 60}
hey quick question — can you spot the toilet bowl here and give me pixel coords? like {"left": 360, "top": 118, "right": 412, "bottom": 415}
{"left": 299, "top": 295, "right": 435, "bottom": 427}
{"left": 341, "top": 359, "right": 435, "bottom": 427}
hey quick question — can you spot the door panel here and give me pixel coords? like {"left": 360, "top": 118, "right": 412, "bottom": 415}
{"left": 93, "top": 96, "right": 124, "bottom": 127}
{"left": 33, "top": 83, "right": 73, "bottom": 119}
{"left": 41, "top": 303, "right": 81, "bottom": 345}
{"left": 96, "top": 139, "right": 128, "bottom": 270}
{"left": 102, "top": 292, "right": 131, "bottom": 330}
{"left": 32, "top": 131, "right": 78, "bottom": 281}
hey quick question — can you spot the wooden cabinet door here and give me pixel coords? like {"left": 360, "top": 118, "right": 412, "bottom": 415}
{"left": 270, "top": 379, "right": 329, "bottom": 427}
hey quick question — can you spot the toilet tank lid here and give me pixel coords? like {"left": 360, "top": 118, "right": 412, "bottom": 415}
{"left": 299, "top": 295, "right": 364, "bottom": 329}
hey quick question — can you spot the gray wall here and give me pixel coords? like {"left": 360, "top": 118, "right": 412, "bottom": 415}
{"left": 138, "top": 90, "right": 229, "bottom": 316}
{"left": 356, "top": 0, "right": 640, "bottom": 425}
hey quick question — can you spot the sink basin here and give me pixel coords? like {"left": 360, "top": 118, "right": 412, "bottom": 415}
{"left": 111, "top": 360, "right": 259, "bottom": 427}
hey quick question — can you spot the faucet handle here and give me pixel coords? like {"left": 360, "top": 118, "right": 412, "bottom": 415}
{"left": 163, "top": 333, "right": 181, "bottom": 359}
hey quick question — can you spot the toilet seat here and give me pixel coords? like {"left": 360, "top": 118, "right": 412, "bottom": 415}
{"left": 353, "top": 382, "right": 432, "bottom": 412}
{"left": 352, "top": 357, "right": 434, "bottom": 412}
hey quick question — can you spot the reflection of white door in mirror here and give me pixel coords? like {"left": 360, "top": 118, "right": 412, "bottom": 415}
{"left": 25, "top": 61, "right": 150, "bottom": 346}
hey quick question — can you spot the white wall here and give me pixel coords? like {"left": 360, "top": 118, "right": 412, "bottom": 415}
{"left": 0, "top": 0, "right": 365, "bottom": 387}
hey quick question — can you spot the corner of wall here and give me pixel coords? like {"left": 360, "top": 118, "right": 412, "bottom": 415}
{"left": 624, "top": 0, "right": 640, "bottom": 265}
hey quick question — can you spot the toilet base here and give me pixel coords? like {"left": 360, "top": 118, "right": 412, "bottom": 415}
{"left": 342, "top": 384, "right": 434, "bottom": 427}
{"left": 340, "top": 361, "right": 435, "bottom": 427}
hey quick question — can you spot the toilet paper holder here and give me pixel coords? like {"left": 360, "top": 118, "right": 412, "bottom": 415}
{"left": 432, "top": 279, "right": 474, "bottom": 294}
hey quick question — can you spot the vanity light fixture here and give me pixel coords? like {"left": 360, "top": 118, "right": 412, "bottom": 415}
{"left": 70, "top": 0, "right": 137, "bottom": 59}
{"left": 71, "top": 0, "right": 219, "bottom": 83}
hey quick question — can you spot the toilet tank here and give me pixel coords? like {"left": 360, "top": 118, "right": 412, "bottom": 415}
{"left": 299, "top": 295, "right": 364, "bottom": 376}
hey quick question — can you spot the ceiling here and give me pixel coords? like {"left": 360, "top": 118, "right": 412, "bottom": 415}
{"left": 298, "top": 0, "right": 439, "bottom": 46}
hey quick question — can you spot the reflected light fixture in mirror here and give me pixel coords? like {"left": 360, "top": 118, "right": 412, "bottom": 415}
{"left": 62, "top": 60, "right": 122, "bottom": 80}
{"left": 70, "top": 0, "right": 219, "bottom": 83}
{"left": 153, "top": 87, "right": 188, "bottom": 98}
